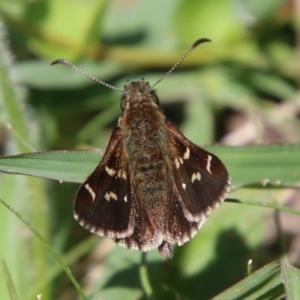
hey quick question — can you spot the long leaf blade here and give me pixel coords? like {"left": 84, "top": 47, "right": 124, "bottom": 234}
{"left": 0, "top": 145, "right": 300, "bottom": 188}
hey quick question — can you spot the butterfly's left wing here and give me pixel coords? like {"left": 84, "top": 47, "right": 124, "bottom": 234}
{"left": 74, "top": 128, "right": 135, "bottom": 239}
{"left": 165, "top": 119, "right": 230, "bottom": 245}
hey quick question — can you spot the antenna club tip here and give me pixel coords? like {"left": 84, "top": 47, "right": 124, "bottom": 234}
{"left": 50, "top": 59, "right": 70, "bottom": 66}
{"left": 193, "top": 38, "right": 211, "bottom": 48}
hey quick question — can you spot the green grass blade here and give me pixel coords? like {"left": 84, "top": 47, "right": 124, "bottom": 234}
{"left": 207, "top": 144, "right": 300, "bottom": 188}
{"left": 26, "top": 237, "right": 98, "bottom": 299}
{"left": 1, "top": 144, "right": 300, "bottom": 188}
{"left": 227, "top": 198, "right": 300, "bottom": 217}
{"left": 213, "top": 261, "right": 284, "bottom": 300}
{"left": 281, "top": 261, "right": 300, "bottom": 300}
{"left": 0, "top": 20, "right": 30, "bottom": 153}
{"left": 0, "top": 198, "right": 87, "bottom": 300}
{"left": 0, "top": 150, "right": 102, "bottom": 183}
{"left": 0, "top": 18, "right": 50, "bottom": 300}
{"left": 139, "top": 253, "right": 153, "bottom": 299}
{"left": 2, "top": 260, "right": 19, "bottom": 300}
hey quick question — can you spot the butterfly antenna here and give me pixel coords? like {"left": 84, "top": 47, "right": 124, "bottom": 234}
{"left": 51, "top": 59, "right": 126, "bottom": 94}
{"left": 150, "top": 38, "right": 211, "bottom": 91}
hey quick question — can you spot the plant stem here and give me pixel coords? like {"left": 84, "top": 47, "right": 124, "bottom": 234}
{"left": 139, "top": 252, "right": 153, "bottom": 299}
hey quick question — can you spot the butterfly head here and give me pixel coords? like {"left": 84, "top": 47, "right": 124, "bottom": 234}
{"left": 121, "top": 79, "right": 159, "bottom": 111}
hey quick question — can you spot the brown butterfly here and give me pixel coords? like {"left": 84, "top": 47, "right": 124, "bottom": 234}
{"left": 52, "top": 39, "right": 230, "bottom": 257}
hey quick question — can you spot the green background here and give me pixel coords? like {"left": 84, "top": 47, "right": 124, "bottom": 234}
{"left": 0, "top": 0, "right": 300, "bottom": 299}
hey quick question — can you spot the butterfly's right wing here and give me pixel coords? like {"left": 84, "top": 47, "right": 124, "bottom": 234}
{"left": 164, "top": 119, "right": 230, "bottom": 247}
{"left": 74, "top": 128, "right": 135, "bottom": 239}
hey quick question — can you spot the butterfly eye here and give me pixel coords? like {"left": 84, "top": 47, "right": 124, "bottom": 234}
{"left": 121, "top": 97, "right": 128, "bottom": 110}
{"left": 151, "top": 92, "right": 159, "bottom": 105}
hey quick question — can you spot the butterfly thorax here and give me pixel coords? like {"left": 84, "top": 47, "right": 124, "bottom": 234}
{"left": 118, "top": 82, "right": 169, "bottom": 223}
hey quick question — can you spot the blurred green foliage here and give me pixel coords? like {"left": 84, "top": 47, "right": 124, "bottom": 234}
{"left": 0, "top": 0, "right": 300, "bottom": 299}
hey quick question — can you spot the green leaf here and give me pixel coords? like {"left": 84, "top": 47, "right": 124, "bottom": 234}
{"left": 0, "top": 18, "right": 51, "bottom": 300}
{"left": 242, "top": 0, "right": 285, "bottom": 21}
{"left": 2, "top": 260, "right": 19, "bottom": 300}
{"left": 281, "top": 261, "right": 300, "bottom": 299}
{"left": 181, "top": 100, "right": 214, "bottom": 145}
{"left": 213, "top": 261, "right": 284, "bottom": 299}
{"left": 0, "top": 150, "right": 102, "bottom": 183}
{"left": 209, "top": 144, "right": 300, "bottom": 189}
{"left": 17, "top": 60, "right": 129, "bottom": 89}
{"left": 24, "top": 0, "right": 106, "bottom": 60}
{"left": 175, "top": 0, "right": 246, "bottom": 46}
{"left": 0, "top": 145, "right": 300, "bottom": 189}
{"left": 0, "top": 19, "right": 31, "bottom": 153}
{"left": 248, "top": 72, "right": 296, "bottom": 99}
{"left": 0, "top": 198, "right": 87, "bottom": 300}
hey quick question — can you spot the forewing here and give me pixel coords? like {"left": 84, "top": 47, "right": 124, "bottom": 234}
{"left": 74, "top": 128, "right": 134, "bottom": 239}
{"left": 166, "top": 119, "right": 230, "bottom": 223}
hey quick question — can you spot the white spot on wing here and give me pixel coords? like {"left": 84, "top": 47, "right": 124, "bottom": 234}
{"left": 104, "top": 191, "right": 118, "bottom": 201}
{"left": 182, "top": 183, "right": 186, "bottom": 190}
{"left": 206, "top": 155, "right": 212, "bottom": 174}
{"left": 84, "top": 184, "right": 96, "bottom": 201}
{"left": 105, "top": 192, "right": 110, "bottom": 201}
{"left": 191, "top": 173, "right": 196, "bottom": 183}
{"left": 174, "top": 158, "right": 180, "bottom": 169}
{"left": 110, "top": 192, "right": 118, "bottom": 200}
{"left": 124, "top": 196, "right": 127, "bottom": 202}
{"left": 179, "top": 157, "right": 183, "bottom": 164}
{"left": 117, "top": 169, "right": 127, "bottom": 179}
{"left": 105, "top": 166, "right": 116, "bottom": 176}
{"left": 183, "top": 147, "right": 190, "bottom": 160}
{"left": 191, "top": 172, "right": 201, "bottom": 183}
